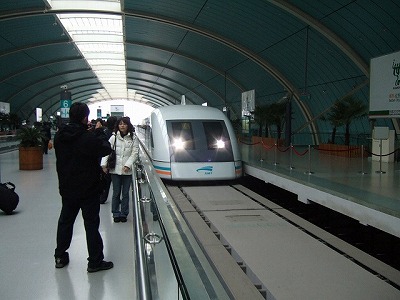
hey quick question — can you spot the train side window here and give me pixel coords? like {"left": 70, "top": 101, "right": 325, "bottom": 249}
{"left": 150, "top": 129, "right": 154, "bottom": 149}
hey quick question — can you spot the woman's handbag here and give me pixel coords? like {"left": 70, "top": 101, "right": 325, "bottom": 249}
{"left": 107, "top": 151, "right": 116, "bottom": 169}
{"left": 106, "top": 137, "right": 117, "bottom": 169}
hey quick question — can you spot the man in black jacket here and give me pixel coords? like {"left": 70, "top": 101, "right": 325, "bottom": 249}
{"left": 54, "top": 102, "right": 114, "bottom": 272}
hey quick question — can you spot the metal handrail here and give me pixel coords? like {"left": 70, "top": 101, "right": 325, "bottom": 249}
{"left": 141, "top": 162, "right": 191, "bottom": 299}
{"left": 132, "top": 166, "right": 152, "bottom": 300}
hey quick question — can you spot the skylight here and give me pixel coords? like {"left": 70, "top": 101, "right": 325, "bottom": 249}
{"left": 49, "top": 0, "right": 141, "bottom": 102}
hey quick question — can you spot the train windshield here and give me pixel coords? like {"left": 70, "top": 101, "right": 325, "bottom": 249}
{"left": 171, "top": 122, "right": 195, "bottom": 150}
{"left": 203, "top": 121, "right": 228, "bottom": 150}
{"left": 167, "top": 120, "right": 233, "bottom": 162}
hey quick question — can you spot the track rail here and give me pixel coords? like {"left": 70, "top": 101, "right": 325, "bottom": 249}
{"left": 164, "top": 181, "right": 400, "bottom": 298}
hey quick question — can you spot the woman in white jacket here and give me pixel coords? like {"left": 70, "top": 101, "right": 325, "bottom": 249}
{"left": 101, "top": 117, "right": 139, "bottom": 223}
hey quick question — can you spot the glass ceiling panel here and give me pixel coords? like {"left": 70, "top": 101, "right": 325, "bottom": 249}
{"left": 58, "top": 12, "right": 127, "bottom": 99}
{"left": 49, "top": 0, "right": 121, "bottom": 13}
{"left": 50, "top": 0, "right": 140, "bottom": 101}
{"left": 91, "top": 59, "right": 125, "bottom": 66}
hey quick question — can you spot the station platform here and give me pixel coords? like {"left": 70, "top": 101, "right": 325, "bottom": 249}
{"left": 1, "top": 141, "right": 400, "bottom": 299}
{"left": 239, "top": 142, "right": 400, "bottom": 239}
{"left": 0, "top": 150, "right": 137, "bottom": 299}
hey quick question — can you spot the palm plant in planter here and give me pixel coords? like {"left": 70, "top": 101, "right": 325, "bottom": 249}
{"left": 17, "top": 127, "right": 45, "bottom": 170}
{"left": 319, "top": 95, "right": 368, "bottom": 157}
{"left": 321, "top": 95, "right": 367, "bottom": 145}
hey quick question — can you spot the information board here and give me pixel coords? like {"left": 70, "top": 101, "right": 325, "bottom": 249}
{"left": 241, "top": 89, "right": 255, "bottom": 117}
{"left": 110, "top": 105, "right": 124, "bottom": 117}
{"left": 369, "top": 50, "right": 400, "bottom": 118}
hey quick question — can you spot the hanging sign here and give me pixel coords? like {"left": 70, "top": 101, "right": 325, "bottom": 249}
{"left": 60, "top": 100, "right": 71, "bottom": 119}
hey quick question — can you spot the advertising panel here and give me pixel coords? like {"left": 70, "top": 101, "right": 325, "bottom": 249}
{"left": 241, "top": 89, "right": 255, "bottom": 118}
{"left": 369, "top": 50, "right": 400, "bottom": 118}
{"left": 36, "top": 108, "right": 42, "bottom": 122}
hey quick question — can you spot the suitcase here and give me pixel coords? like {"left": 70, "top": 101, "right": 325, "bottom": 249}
{"left": 0, "top": 182, "right": 19, "bottom": 214}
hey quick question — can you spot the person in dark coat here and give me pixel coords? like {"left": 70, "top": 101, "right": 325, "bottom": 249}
{"left": 53, "top": 102, "right": 114, "bottom": 273}
{"left": 40, "top": 122, "right": 52, "bottom": 154}
{"left": 99, "top": 116, "right": 117, "bottom": 204}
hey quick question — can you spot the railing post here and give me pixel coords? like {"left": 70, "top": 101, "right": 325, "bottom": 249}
{"left": 289, "top": 143, "right": 295, "bottom": 170}
{"left": 359, "top": 145, "right": 367, "bottom": 175}
{"left": 273, "top": 143, "right": 279, "bottom": 165}
{"left": 375, "top": 139, "right": 386, "bottom": 174}
{"left": 259, "top": 140, "right": 263, "bottom": 162}
{"left": 304, "top": 145, "right": 314, "bottom": 175}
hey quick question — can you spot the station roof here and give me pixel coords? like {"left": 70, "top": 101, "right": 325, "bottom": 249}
{"left": 1, "top": 0, "right": 399, "bottom": 143}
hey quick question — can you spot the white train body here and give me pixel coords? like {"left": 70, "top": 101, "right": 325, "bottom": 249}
{"left": 137, "top": 105, "right": 242, "bottom": 181}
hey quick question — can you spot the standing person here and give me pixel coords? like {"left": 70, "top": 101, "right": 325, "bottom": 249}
{"left": 101, "top": 116, "right": 139, "bottom": 223}
{"left": 54, "top": 102, "right": 114, "bottom": 273}
{"left": 41, "top": 122, "right": 52, "bottom": 154}
{"left": 94, "top": 118, "right": 105, "bottom": 130}
{"left": 100, "top": 116, "right": 118, "bottom": 204}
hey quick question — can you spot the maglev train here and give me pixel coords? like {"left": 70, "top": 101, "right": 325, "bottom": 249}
{"left": 136, "top": 105, "right": 242, "bottom": 181}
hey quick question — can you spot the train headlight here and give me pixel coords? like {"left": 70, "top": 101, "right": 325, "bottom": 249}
{"left": 216, "top": 139, "right": 225, "bottom": 149}
{"left": 172, "top": 138, "right": 185, "bottom": 150}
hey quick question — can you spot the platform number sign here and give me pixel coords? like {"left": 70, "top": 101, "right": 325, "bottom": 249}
{"left": 60, "top": 100, "right": 71, "bottom": 118}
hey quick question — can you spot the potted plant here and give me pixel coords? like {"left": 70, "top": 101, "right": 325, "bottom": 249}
{"left": 17, "top": 126, "right": 45, "bottom": 170}
{"left": 319, "top": 95, "right": 368, "bottom": 157}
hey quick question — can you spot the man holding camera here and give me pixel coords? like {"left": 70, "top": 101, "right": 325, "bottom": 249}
{"left": 53, "top": 102, "right": 114, "bottom": 273}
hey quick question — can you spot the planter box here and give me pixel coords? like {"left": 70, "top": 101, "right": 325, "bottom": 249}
{"left": 19, "top": 146, "right": 43, "bottom": 170}
{"left": 318, "top": 144, "right": 367, "bottom": 158}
